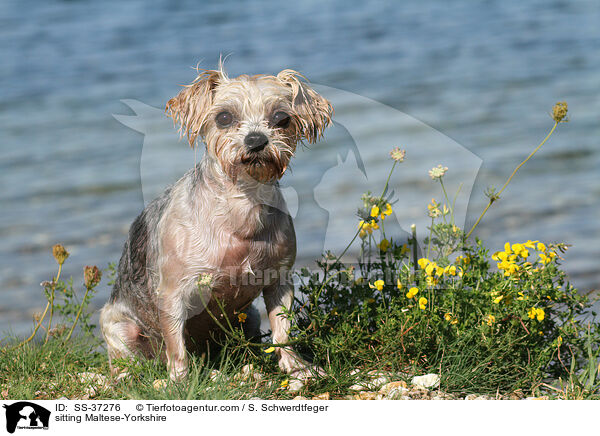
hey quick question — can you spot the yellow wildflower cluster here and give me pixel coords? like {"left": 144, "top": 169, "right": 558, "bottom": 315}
{"left": 371, "top": 203, "right": 393, "bottom": 220}
{"left": 417, "top": 258, "right": 463, "bottom": 286}
{"left": 492, "top": 240, "right": 557, "bottom": 275}
{"left": 528, "top": 307, "right": 545, "bottom": 321}
{"left": 358, "top": 219, "right": 379, "bottom": 239}
{"left": 484, "top": 314, "right": 496, "bottom": 326}
{"left": 444, "top": 312, "right": 459, "bottom": 325}
{"left": 406, "top": 287, "right": 419, "bottom": 299}
{"left": 369, "top": 280, "right": 385, "bottom": 291}
{"left": 418, "top": 297, "right": 428, "bottom": 310}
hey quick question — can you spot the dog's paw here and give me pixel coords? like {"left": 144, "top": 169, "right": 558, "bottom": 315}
{"left": 278, "top": 350, "right": 325, "bottom": 380}
{"left": 168, "top": 364, "right": 189, "bottom": 382}
{"left": 288, "top": 364, "right": 325, "bottom": 380}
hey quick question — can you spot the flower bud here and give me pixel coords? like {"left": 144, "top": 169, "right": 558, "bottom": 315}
{"left": 52, "top": 244, "right": 69, "bottom": 266}
{"left": 83, "top": 265, "right": 102, "bottom": 288}
{"left": 552, "top": 101, "right": 568, "bottom": 123}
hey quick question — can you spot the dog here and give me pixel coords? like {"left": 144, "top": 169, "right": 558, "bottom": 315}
{"left": 100, "top": 64, "right": 333, "bottom": 381}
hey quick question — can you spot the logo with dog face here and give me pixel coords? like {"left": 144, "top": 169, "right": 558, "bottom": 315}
{"left": 2, "top": 402, "right": 50, "bottom": 433}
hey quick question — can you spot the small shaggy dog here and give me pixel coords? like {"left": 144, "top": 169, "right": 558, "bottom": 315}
{"left": 100, "top": 64, "right": 333, "bottom": 380}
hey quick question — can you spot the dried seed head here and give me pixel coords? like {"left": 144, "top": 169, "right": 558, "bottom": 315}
{"left": 552, "top": 101, "right": 568, "bottom": 123}
{"left": 83, "top": 265, "right": 102, "bottom": 288}
{"left": 52, "top": 244, "right": 69, "bottom": 266}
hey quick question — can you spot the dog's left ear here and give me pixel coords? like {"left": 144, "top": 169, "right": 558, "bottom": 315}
{"left": 277, "top": 70, "right": 333, "bottom": 143}
{"left": 166, "top": 69, "right": 224, "bottom": 148}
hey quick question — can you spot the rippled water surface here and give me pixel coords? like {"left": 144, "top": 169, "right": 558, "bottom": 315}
{"left": 1, "top": 0, "right": 599, "bottom": 334}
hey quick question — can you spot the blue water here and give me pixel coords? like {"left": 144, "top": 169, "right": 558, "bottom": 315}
{"left": 1, "top": 0, "right": 599, "bottom": 334}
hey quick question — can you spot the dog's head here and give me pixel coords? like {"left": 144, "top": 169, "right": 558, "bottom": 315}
{"left": 166, "top": 65, "right": 333, "bottom": 183}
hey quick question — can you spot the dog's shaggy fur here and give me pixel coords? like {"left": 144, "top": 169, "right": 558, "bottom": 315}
{"left": 100, "top": 64, "right": 333, "bottom": 380}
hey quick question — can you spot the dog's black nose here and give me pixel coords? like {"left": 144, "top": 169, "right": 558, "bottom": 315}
{"left": 244, "top": 132, "right": 269, "bottom": 152}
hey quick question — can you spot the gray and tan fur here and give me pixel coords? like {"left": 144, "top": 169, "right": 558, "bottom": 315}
{"left": 100, "top": 64, "right": 333, "bottom": 381}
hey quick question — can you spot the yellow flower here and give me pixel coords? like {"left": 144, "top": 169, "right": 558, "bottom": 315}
{"left": 264, "top": 347, "right": 276, "bottom": 354}
{"left": 369, "top": 280, "right": 385, "bottom": 291}
{"left": 238, "top": 313, "right": 247, "bottom": 323}
{"left": 517, "top": 292, "right": 525, "bottom": 301}
{"left": 537, "top": 242, "right": 547, "bottom": 252}
{"left": 524, "top": 240, "right": 538, "bottom": 249}
{"left": 527, "top": 307, "right": 545, "bottom": 321}
{"left": 382, "top": 203, "right": 393, "bottom": 217}
{"left": 493, "top": 295, "right": 504, "bottom": 304}
{"left": 504, "top": 242, "right": 512, "bottom": 254}
{"left": 370, "top": 205, "right": 380, "bottom": 218}
{"left": 485, "top": 314, "right": 496, "bottom": 326}
{"left": 396, "top": 279, "right": 403, "bottom": 290}
{"left": 511, "top": 243, "right": 529, "bottom": 258}
{"left": 444, "top": 313, "right": 458, "bottom": 325}
{"left": 425, "top": 262, "right": 437, "bottom": 276}
{"left": 378, "top": 238, "right": 390, "bottom": 252}
{"left": 418, "top": 297, "right": 428, "bottom": 310}
{"left": 536, "top": 308, "right": 545, "bottom": 321}
{"left": 418, "top": 258, "right": 430, "bottom": 269}
{"left": 444, "top": 265, "right": 457, "bottom": 276}
{"left": 280, "top": 379, "right": 289, "bottom": 388}
{"left": 400, "top": 244, "right": 410, "bottom": 255}
{"left": 406, "top": 287, "right": 419, "bottom": 299}
{"left": 557, "top": 336, "right": 563, "bottom": 346}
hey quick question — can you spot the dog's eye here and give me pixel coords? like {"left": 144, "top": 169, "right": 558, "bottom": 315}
{"left": 271, "top": 111, "right": 291, "bottom": 129}
{"left": 215, "top": 111, "right": 234, "bottom": 128}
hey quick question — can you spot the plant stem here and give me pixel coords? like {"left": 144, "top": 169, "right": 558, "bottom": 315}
{"left": 465, "top": 122, "right": 558, "bottom": 239}
{"left": 64, "top": 285, "right": 91, "bottom": 342}
{"left": 44, "top": 264, "right": 62, "bottom": 344}
{"left": 439, "top": 179, "right": 454, "bottom": 225}
{"left": 411, "top": 224, "right": 418, "bottom": 272}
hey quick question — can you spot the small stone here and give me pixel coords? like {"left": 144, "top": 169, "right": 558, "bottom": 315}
{"left": 411, "top": 374, "right": 440, "bottom": 389}
{"left": 293, "top": 396, "right": 309, "bottom": 400}
{"left": 313, "top": 392, "right": 330, "bottom": 400}
{"left": 288, "top": 379, "right": 304, "bottom": 393}
{"left": 153, "top": 379, "right": 168, "bottom": 390}
{"left": 354, "top": 392, "right": 378, "bottom": 400}
{"left": 379, "top": 381, "right": 408, "bottom": 394}
{"left": 407, "top": 388, "right": 431, "bottom": 400}
{"left": 349, "top": 383, "right": 367, "bottom": 392}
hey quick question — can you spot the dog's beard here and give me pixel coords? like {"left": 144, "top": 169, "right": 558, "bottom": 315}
{"left": 240, "top": 153, "right": 288, "bottom": 183}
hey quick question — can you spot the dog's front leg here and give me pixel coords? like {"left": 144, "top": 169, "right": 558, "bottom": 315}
{"left": 157, "top": 283, "right": 189, "bottom": 381}
{"left": 263, "top": 281, "right": 323, "bottom": 379}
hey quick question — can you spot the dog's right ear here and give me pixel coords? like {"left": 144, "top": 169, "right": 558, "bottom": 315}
{"left": 165, "top": 69, "right": 224, "bottom": 148}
